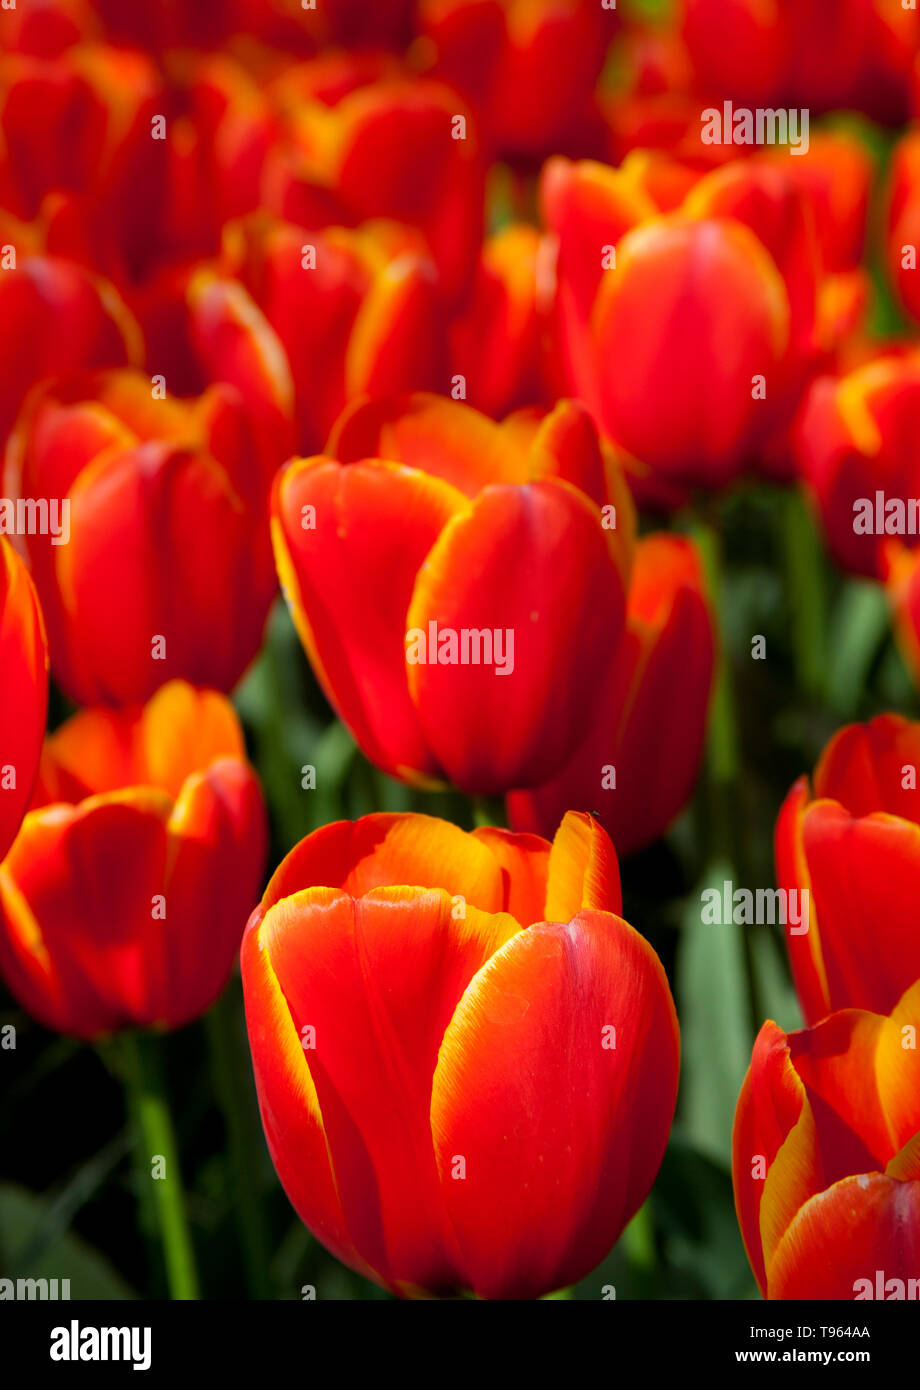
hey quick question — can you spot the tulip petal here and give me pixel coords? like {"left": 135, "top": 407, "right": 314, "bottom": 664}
{"left": 240, "top": 905, "right": 375, "bottom": 1285}
{"left": 431, "top": 909, "right": 679, "bottom": 1299}
{"left": 767, "top": 1174, "right": 920, "bottom": 1300}
{"left": 406, "top": 478, "right": 626, "bottom": 793}
{"left": 263, "top": 813, "right": 507, "bottom": 916}
{"left": 327, "top": 392, "right": 530, "bottom": 497}
{"left": 468, "top": 825, "right": 550, "bottom": 926}
{"left": 0, "top": 793, "right": 172, "bottom": 1037}
{"left": 257, "top": 884, "right": 520, "bottom": 1294}
{"left": 543, "top": 809, "right": 622, "bottom": 920}
{"left": 775, "top": 777, "right": 831, "bottom": 1023}
{"left": 272, "top": 457, "right": 466, "bottom": 783}
{"left": 814, "top": 714, "right": 920, "bottom": 823}
{"left": 732, "top": 1020, "right": 807, "bottom": 1295}
{"left": 800, "top": 801, "right": 920, "bottom": 1016}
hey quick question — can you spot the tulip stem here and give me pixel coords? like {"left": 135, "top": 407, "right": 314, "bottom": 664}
{"left": 779, "top": 488, "right": 827, "bottom": 701}
{"left": 204, "top": 987, "right": 273, "bottom": 1299}
{"left": 121, "top": 1031, "right": 200, "bottom": 1301}
{"left": 691, "top": 516, "right": 740, "bottom": 798}
{"left": 692, "top": 510, "right": 764, "bottom": 1038}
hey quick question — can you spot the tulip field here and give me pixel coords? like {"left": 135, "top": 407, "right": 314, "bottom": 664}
{"left": 2, "top": 0, "right": 920, "bottom": 1344}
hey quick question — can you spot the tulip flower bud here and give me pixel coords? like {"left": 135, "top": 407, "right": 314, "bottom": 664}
{"left": 0, "top": 682, "right": 267, "bottom": 1038}
{"left": 734, "top": 987, "right": 920, "bottom": 1299}
{"left": 272, "top": 393, "right": 631, "bottom": 795}
{"left": 242, "top": 809, "right": 679, "bottom": 1298}
{"left": 776, "top": 713, "right": 920, "bottom": 1022}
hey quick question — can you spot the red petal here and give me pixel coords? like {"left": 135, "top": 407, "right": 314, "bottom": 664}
{"left": 406, "top": 478, "right": 626, "bottom": 793}
{"left": 431, "top": 909, "right": 679, "bottom": 1299}
{"left": 272, "top": 457, "right": 465, "bottom": 783}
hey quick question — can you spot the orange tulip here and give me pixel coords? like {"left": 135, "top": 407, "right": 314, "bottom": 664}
{"left": 796, "top": 354, "right": 920, "bottom": 580}
{"left": 0, "top": 681, "right": 266, "bottom": 1039}
{"left": 0, "top": 539, "right": 48, "bottom": 862}
{"left": 4, "top": 369, "right": 277, "bottom": 705}
{"left": 241, "top": 809, "right": 679, "bottom": 1299}
{"left": 776, "top": 714, "right": 920, "bottom": 1023}
{"left": 271, "top": 392, "right": 632, "bottom": 795}
{"left": 540, "top": 154, "right": 821, "bottom": 494}
{"left": 733, "top": 986, "right": 920, "bottom": 1299}
{"left": 508, "top": 534, "right": 714, "bottom": 856}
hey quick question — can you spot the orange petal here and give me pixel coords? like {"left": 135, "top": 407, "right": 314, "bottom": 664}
{"left": 263, "top": 813, "right": 507, "bottom": 917}
{"left": 255, "top": 884, "right": 519, "bottom": 1293}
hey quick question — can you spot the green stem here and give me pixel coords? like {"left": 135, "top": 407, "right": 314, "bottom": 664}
{"left": 121, "top": 1032, "right": 200, "bottom": 1300}
{"left": 691, "top": 515, "right": 740, "bottom": 796}
{"left": 691, "top": 510, "right": 763, "bottom": 1036}
{"left": 204, "top": 989, "right": 273, "bottom": 1299}
{"left": 779, "top": 489, "right": 827, "bottom": 702}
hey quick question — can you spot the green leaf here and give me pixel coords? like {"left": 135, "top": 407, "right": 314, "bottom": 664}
{"left": 677, "top": 863, "right": 752, "bottom": 1168}
{"left": 0, "top": 1182, "right": 135, "bottom": 1299}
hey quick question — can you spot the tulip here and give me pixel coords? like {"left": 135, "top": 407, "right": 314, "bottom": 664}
{"left": 4, "top": 369, "right": 277, "bottom": 705}
{"left": 776, "top": 713, "right": 920, "bottom": 1023}
{"left": 33, "top": 50, "right": 277, "bottom": 389}
{"left": 682, "top": 0, "right": 918, "bottom": 125}
{"left": 0, "top": 539, "right": 48, "bottom": 862}
{"left": 241, "top": 809, "right": 679, "bottom": 1299}
{"left": 449, "top": 223, "right": 550, "bottom": 420}
{"left": 271, "top": 392, "right": 632, "bottom": 795}
{"left": 507, "top": 534, "right": 714, "bottom": 856}
{"left": 733, "top": 984, "right": 920, "bottom": 1299}
{"left": 796, "top": 354, "right": 920, "bottom": 580}
{"left": 199, "top": 214, "right": 446, "bottom": 455}
{"left": 540, "top": 155, "right": 821, "bottom": 494}
{"left": 264, "top": 75, "right": 484, "bottom": 304}
{"left": 418, "top": 0, "right": 616, "bottom": 164}
{"left": 0, "top": 681, "right": 267, "bottom": 1039}
{"left": 0, "top": 41, "right": 158, "bottom": 222}
{"left": 0, "top": 254, "right": 140, "bottom": 442}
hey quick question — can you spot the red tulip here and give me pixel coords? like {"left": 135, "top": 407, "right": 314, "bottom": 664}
{"left": 776, "top": 714, "right": 920, "bottom": 1023}
{"left": 4, "top": 369, "right": 277, "bottom": 705}
{"left": 271, "top": 393, "right": 632, "bottom": 795}
{"left": 264, "top": 75, "right": 485, "bottom": 304}
{"left": 199, "top": 214, "right": 446, "bottom": 455}
{"left": 0, "top": 539, "right": 48, "bottom": 862}
{"left": 0, "top": 253, "right": 140, "bottom": 442}
{"left": 508, "top": 534, "right": 714, "bottom": 856}
{"left": 796, "top": 354, "right": 920, "bottom": 580}
{"left": 418, "top": 0, "right": 616, "bottom": 163}
{"left": 241, "top": 809, "right": 679, "bottom": 1299}
{"left": 0, "top": 41, "right": 158, "bottom": 222}
{"left": 733, "top": 985, "right": 920, "bottom": 1299}
{"left": 449, "top": 223, "right": 550, "bottom": 420}
{"left": 682, "top": 0, "right": 918, "bottom": 125}
{"left": 0, "top": 681, "right": 266, "bottom": 1039}
{"left": 540, "top": 155, "right": 820, "bottom": 494}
